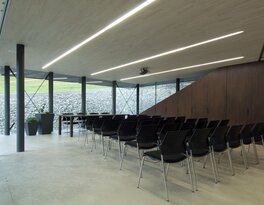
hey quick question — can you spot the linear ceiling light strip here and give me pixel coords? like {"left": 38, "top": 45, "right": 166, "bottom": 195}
{"left": 42, "top": 0, "right": 156, "bottom": 69}
{"left": 120, "top": 56, "right": 244, "bottom": 81}
{"left": 91, "top": 31, "right": 244, "bottom": 76}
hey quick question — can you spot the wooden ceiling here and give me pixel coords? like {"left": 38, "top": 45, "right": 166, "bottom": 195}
{"left": 0, "top": 0, "right": 263, "bottom": 84}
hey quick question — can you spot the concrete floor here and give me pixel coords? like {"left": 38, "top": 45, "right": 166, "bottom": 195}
{"left": 0, "top": 132, "right": 264, "bottom": 205}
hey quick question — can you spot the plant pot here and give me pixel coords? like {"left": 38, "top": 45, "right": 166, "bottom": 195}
{"left": 35, "top": 113, "right": 55, "bottom": 134}
{"left": 25, "top": 121, "right": 38, "bottom": 136}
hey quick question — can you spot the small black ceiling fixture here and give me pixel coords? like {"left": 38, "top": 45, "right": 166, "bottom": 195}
{"left": 139, "top": 67, "right": 149, "bottom": 75}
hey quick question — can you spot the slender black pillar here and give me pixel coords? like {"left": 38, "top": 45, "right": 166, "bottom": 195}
{"left": 48, "top": 72, "right": 53, "bottom": 113}
{"left": 154, "top": 82, "right": 157, "bottom": 105}
{"left": 81, "top": 76, "right": 86, "bottom": 113}
{"left": 136, "top": 84, "right": 139, "bottom": 115}
{"left": 4, "top": 66, "right": 10, "bottom": 135}
{"left": 112, "top": 81, "right": 116, "bottom": 115}
{"left": 176, "top": 78, "right": 180, "bottom": 92}
{"left": 16, "top": 44, "right": 25, "bottom": 152}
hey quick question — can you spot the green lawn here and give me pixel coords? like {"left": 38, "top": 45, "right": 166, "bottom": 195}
{"left": 0, "top": 75, "right": 106, "bottom": 94}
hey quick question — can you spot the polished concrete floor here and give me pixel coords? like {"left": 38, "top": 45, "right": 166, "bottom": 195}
{"left": 0, "top": 131, "right": 264, "bottom": 205}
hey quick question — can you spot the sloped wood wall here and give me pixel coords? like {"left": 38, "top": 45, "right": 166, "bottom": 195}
{"left": 142, "top": 62, "right": 264, "bottom": 125}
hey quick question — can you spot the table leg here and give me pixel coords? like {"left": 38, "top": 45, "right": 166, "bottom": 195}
{"left": 58, "top": 115, "right": 62, "bottom": 135}
{"left": 70, "top": 116, "right": 73, "bottom": 137}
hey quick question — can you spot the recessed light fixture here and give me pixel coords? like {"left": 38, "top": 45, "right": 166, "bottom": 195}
{"left": 120, "top": 56, "right": 244, "bottom": 81}
{"left": 91, "top": 31, "right": 244, "bottom": 76}
{"left": 54, "top": 77, "right": 68, "bottom": 80}
{"left": 86, "top": 81, "right": 103, "bottom": 84}
{"left": 42, "top": 0, "right": 156, "bottom": 69}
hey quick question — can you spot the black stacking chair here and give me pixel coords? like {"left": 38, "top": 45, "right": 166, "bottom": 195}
{"left": 176, "top": 116, "right": 185, "bottom": 123}
{"left": 76, "top": 112, "right": 87, "bottom": 129}
{"left": 240, "top": 124, "right": 258, "bottom": 164}
{"left": 116, "top": 120, "right": 138, "bottom": 169}
{"left": 187, "top": 128, "right": 217, "bottom": 188}
{"left": 226, "top": 125, "right": 246, "bottom": 175}
{"left": 219, "top": 119, "right": 229, "bottom": 126}
{"left": 186, "top": 118, "right": 197, "bottom": 124}
{"left": 195, "top": 118, "right": 208, "bottom": 129}
{"left": 84, "top": 115, "right": 99, "bottom": 146}
{"left": 138, "top": 130, "right": 194, "bottom": 201}
{"left": 209, "top": 126, "right": 230, "bottom": 179}
{"left": 125, "top": 124, "right": 159, "bottom": 169}
{"left": 252, "top": 122, "right": 264, "bottom": 148}
{"left": 166, "top": 117, "right": 175, "bottom": 122}
{"left": 62, "top": 113, "right": 77, "bottom": 132}
{"left": 113, "top": 115, "right": 126, "bottom": 120}
{"left": 207, "top": 120, "right": 220, "bottom": 133}
{"left": 101, "top": 119, "right": 122, "bottom": 156}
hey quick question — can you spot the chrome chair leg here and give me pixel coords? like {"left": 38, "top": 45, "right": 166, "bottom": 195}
{"left": 209, "top": 151, "right": 218, "bottom": 183}
{"left": 190, "top": 152, "right": 198, "bottom": 191}
{"left": 119, "top": 143, "right": 126, "bottom": 170}
{"left": 118, "top": 139, "right": 122, "bottom": 161}
{"left": 186, "top": 152, "right": 195, "bottom": 192}
{"left": 240, "top": 140, "right": 248, "bottom": 169}
{"left": 161, "top": 155, "right": 169, "bottom": 202}
{"left": 137, "top": 156, "right": 145, "bottom": 188}
{"left": 203, "top": 155, "right": 208, "bottom": 168}
{"left": 252, "top": 137, "right": 259, "bottom": 164}
{"left": 227, "top": 144, "right": 235, "bottom": 176}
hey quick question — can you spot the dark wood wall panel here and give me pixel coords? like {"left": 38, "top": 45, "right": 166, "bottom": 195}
{"left": 142, "top": 62, "right": 264, "bottom": 125}
{"left": 226, "top": 65, "right": 251, "bottom": 125}
{"left": 249, "top": 63, "right": 264, "bottom": 123}
{"left": 207, "top": 69, "right": 227, "bottom": 120}
{"left": 191, "top": 76, "right": 208, "bottom": 118}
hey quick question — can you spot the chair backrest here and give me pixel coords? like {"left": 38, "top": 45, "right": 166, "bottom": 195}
{"left": 86, "top": 116, "right": 99, "bottom": 127}
{"left": 166, "top": 117, "right": 175, "bottom": 122}
{"left": 207, "top": 120, "right": 220, "bottom": 129}
{"left": 102, "top": 119, "right": 121, "bottom": 132}
{"left": 195, "top": 118, "right": 208, "bottom": 129}
{"left": 210, "top": 126, "right": 229, "bottom": 147}
{"left": 118, "top": 120, "right": 138, "bottom": 137}
{"left": 186, "top": 118, "right": 197, "bottom": 124}
{"left": 62, "top": 113, "right": 73, "bottom": 121}
{"left": 219, "top": 119, "right": 229, "bottom": 126}
{"left": 226, "top": 125, "right": 243, "bottom": 142}
{"left": 176, "top": 116, "right": 185, "bottom": 122}
{"left": 113, "top": 115, "right": 126, "bottom": 120}
{"left": 159, "top": 123, "right": 180, "bottom": 141}
{"left": 188, "top": 128, "right": 211, "bottom": 151}
{"left": 136, "top": 124, "right": 158, "bottom": 144}
{"left": 180, "top": 122, "right": 195, "bottom": 130}
{"left": 137, "top": 119, "right": 157, "bottom": 128}
{"left": 240, "top": 124, "right": 254, "bottom": 139}
{"left": 252, "top": 122, "right": 264, "bottom": 136}
{"left": 151, "top": 115, "right": 161, "bottom": 118}
{"left": 160, "top": 130, "right": 189, "bottom": 156}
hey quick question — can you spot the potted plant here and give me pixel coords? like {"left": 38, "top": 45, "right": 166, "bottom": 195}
{"left": 25, "top": 116, "right": 38, "bottom": 136}
{"left": 35, "top": 103, "right": 55, "bottom": 134}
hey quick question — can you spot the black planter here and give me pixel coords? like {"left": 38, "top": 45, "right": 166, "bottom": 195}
{"left": 25, "top": 122, "right": 38, "bottom": 136}
{"left": 35, "top": 113, "right": 55, "bottom": 134}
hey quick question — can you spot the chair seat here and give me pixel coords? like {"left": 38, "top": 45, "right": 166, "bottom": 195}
{"left": 254, "top": 135, "right": 263, "bottom": 142}
{"left": 228, "top": 141, "right": 240, "bottom": 148}
{"left": 125, "top": 141, "right": 157, "bottom": 149}
{"left": 119, "top": 136, "right": 136, "bottom": 142}
{"left": 242, "top": 138, "right": 252, "bottom": 145}
{"left": 212, "top": 144, "right": 227, "bottom": 152}
{"left": 191, "top": 148, "right": 209, "bottom": 157}
{"left": 145, "top": 150, "right": 187, "bottom": 163}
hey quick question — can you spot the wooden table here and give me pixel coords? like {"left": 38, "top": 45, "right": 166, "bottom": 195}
{"left": 58, "top": 114, "right": 89, "bottom": 137}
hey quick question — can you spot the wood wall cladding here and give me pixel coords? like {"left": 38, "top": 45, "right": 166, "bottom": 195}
{"left": 142, "top": 61, "right": 264, "bottom": 125}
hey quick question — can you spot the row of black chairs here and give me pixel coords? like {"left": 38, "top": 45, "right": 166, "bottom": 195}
{"left": 84, "top": 115, "right": 264, "bottom": 201}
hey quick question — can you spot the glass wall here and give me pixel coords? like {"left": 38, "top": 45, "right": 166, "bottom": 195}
{"left": 116, "top": 85, "right": 136, "bottom": 115}
{"left": 139, "top": 85, "right": 156, "bottom": 113}
{"left": 180, "top": 81, "right": 194, "bottom": 90}
{"left": 156, "top": 83, "right": 176, "bottom": 104}
{"left": 0, "top": 75, "right": 4, "bottom": 134}
{"left": 86, "top": 85, "right": 112, "bottom": 114}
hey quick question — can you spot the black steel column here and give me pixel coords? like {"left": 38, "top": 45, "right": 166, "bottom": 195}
{"left": 155, "top": 82, "right": 157, "bottom": 105}
{"left": 4, "top": 66, "right": 10, "bottom": 135}
{"left": 176, "top": 78, "right": 180, "bottom": 92}
{"left": 81, "top": 76, "right": 86, "bottom": 113}
{"left": 112, "top": 81, "right": 116, "bottom": 115}
{"left": 48, "top": 72, "right": 53, "bottom": 113}
{"left": 136, "top": 84, "right": 139, "bottom": 115}
{"left": 16, "top": 44, "right": 25, "bottom": 152}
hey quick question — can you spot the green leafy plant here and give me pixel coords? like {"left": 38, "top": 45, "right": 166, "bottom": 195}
{"left": 26, "top": 116, "right": 38, "bottom": 124}
{"left": 39, "top": 103, "right": 46, "bottom": 113}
